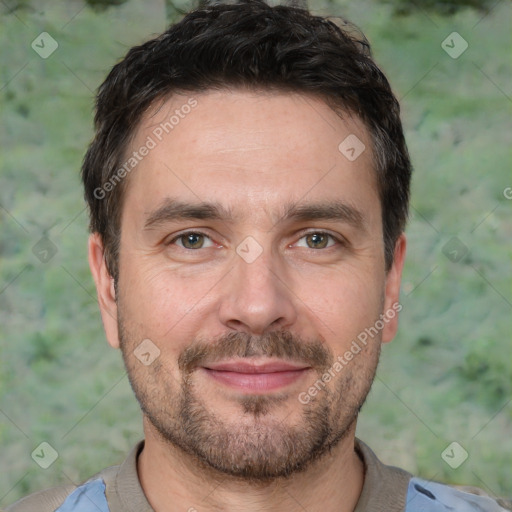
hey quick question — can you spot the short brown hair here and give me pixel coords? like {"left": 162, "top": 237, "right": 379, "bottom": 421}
{"left": 81, "top": 0, "right": 412, "bottom": 280}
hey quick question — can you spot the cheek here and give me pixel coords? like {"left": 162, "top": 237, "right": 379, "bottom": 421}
{"left": 120, "top": 259, "right": 222, "bottom": 342}
{"left": 295, "top": 266, "right": 385, "bottom": 345}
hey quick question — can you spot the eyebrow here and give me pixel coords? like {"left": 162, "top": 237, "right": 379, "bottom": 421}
{"left": 144, "top": 199, "right": 234, "bottom": 229}
{"left": 280, "top": 201, "right": 365, "bottom": 230}
{"left": 143, "top": 197, "right": 366, "bottom": 231}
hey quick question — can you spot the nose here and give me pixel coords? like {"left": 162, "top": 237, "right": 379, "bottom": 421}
{"left": 218, "top": 243, "right": 298, "bottom": 335}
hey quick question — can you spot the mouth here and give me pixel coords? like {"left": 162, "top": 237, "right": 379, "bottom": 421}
{"left": 201, "top": 359, "right": 312, "bottom": 393}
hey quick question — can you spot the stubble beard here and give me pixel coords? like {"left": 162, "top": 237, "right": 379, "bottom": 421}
{"left": 118, "top": 315, "right": 380, "bottom": 483}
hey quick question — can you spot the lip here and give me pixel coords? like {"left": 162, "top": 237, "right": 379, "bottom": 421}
{"left": 204, "top": 359, "right": 311, "bottom": 373}
{"left": 201, "top": 359, "right": 311, "bottom": 393}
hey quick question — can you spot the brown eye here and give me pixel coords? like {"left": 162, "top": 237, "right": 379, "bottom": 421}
{"left": 182, "top": 233, "right": 204, "bottom": 249}
{"left": 304, "top": 232, "right": 331, "bottom": 249}
{"left": 172, "top": 232, "right": 212, "bottom": 249}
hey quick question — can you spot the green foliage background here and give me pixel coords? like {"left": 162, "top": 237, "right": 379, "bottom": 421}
{"left": 0, "top": 0, "right": 511, "bottom": 505}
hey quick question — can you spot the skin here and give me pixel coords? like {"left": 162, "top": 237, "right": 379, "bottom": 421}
{"left": 89, "top": 90, "right": 406, "bottom": 512}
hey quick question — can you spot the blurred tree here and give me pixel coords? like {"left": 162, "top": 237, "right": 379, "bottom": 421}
{"left": 164, "top": 0, "right": 191, "bottom": 21}
{"left": 85, "top": 0, "right": 129, "bottom": 11}
{"left": 384, "top": 0, "right": 497, "bottom": 15}
{"left": 163, "top": 0, "right": 310, "bottom": 22}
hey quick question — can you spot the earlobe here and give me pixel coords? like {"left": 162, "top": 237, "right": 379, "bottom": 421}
{"left": 381, "top": 234, "right": 407, "bottom": 344}
{"left": 88, "top": 233, "right": 121, "bottom": 349}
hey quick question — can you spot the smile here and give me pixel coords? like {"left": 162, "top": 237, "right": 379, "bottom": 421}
{"left": 201, "top": 359, "right": 312, "bottom": 393}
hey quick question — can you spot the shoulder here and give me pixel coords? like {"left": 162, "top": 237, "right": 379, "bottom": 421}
{"left": 5, "top": 467, "right": 119, "bottom": 512}
{"left": 355, "top": 439, "right": 511, "bottom": 512}
{"left": 4, "top": 484, "right": 77, "bottom": 512}
{"left": 406, "top": 477, "right": 512, "bottom": 511}
{"left": 4, "top": 442, "right": 145, "bottom": 512}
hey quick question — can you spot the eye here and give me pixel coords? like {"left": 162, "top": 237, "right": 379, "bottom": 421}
{"left": 169, "top": 231, "right": 215, "bottom": 250}
{"left": 295, "top": 231, "right": 339, "bottom": 249}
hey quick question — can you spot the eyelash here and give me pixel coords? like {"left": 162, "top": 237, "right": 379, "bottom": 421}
{"left": 168, "top": 230, "right": 345, "bottom": 250}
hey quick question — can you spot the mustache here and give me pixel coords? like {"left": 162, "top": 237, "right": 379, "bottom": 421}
{"left": 178, "top": 330, "right": 333, "bottom": 374}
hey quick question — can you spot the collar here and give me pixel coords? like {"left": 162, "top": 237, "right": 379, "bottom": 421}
{"left": 109, "top": 438, "right": 411, "bottom": 512}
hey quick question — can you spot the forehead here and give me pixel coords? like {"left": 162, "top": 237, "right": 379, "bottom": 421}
{"left": 122, "top": 90, "right": 378, "bottom": 227}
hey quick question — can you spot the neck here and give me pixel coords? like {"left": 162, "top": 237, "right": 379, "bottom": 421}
{"left": 137, "top": 418, "right": 364, "bottom": 512}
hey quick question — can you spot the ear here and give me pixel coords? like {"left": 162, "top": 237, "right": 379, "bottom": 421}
{"left": 88, "top": 233, "right": 120, "bottom": 349}
{"left": 381, "top": 233, "right": 407, "bottom": 344}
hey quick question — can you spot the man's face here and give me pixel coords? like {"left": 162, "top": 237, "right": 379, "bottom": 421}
{"left": 92, "top": 90, "right": 404, "bottom": 481}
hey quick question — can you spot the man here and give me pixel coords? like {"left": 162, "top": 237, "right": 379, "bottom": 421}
{"left": 6, "top": 1, "right": 510, "bottom": 511}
